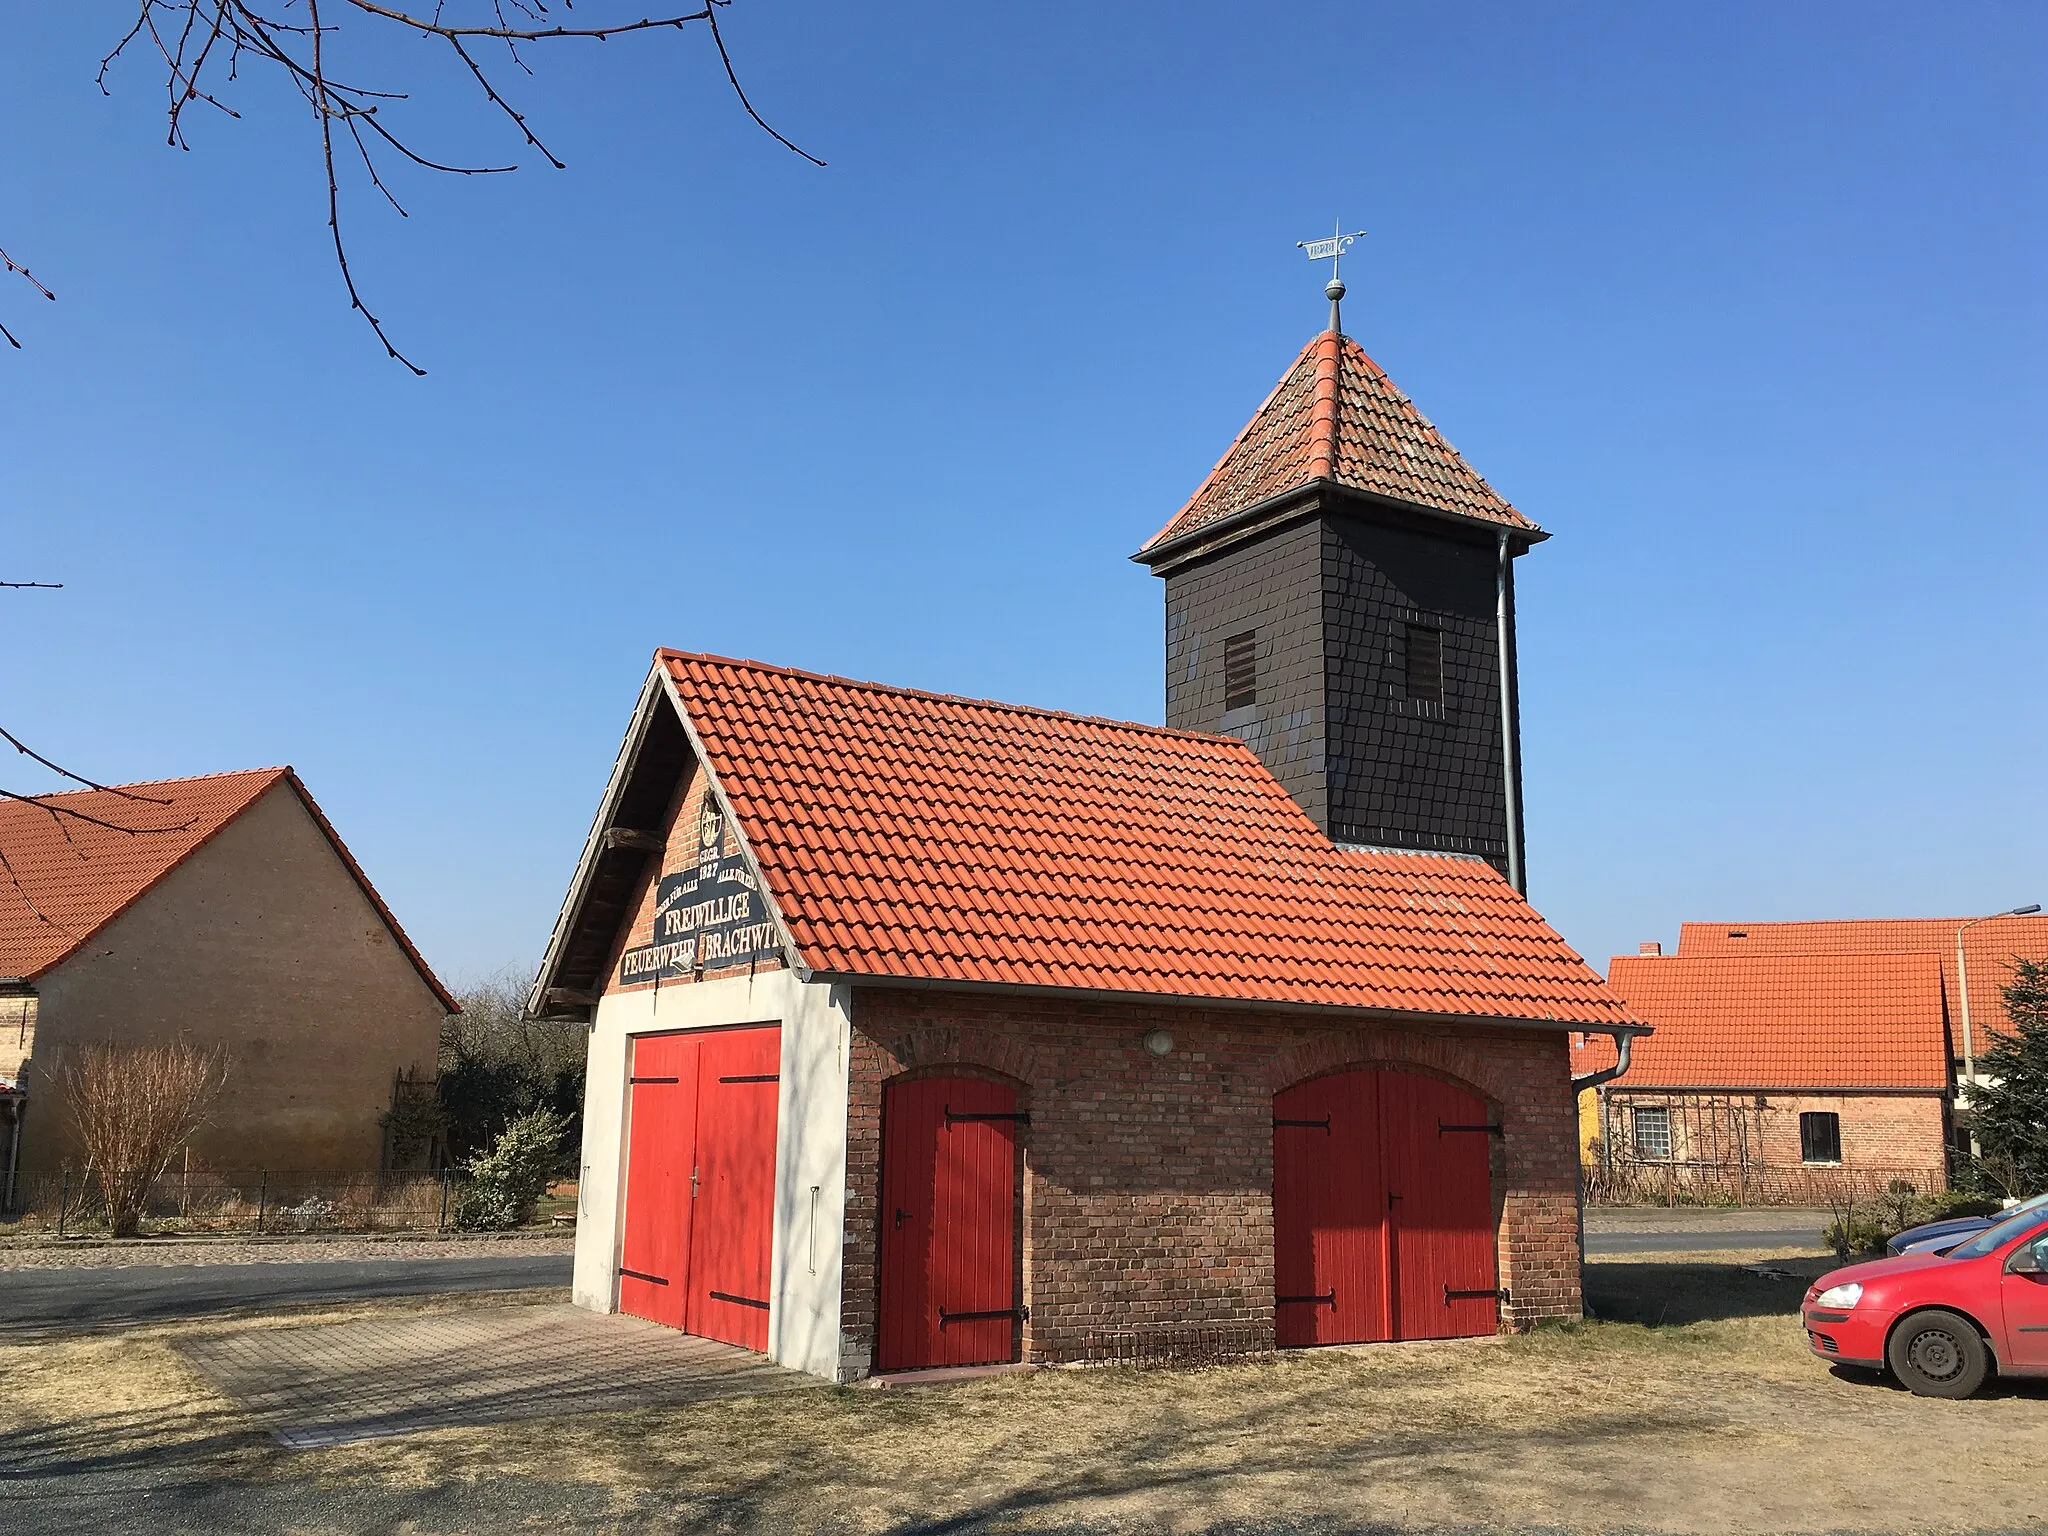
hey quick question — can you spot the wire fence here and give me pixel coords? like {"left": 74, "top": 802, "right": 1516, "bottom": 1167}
{"left": 1585, "top": 1159, "right": 1949, "bottom": 1209}
{"left": 1074, "top": 1321, "right": 1273, "bottom": 1368}
{"left": 0, "top": 1167, "right": 540, "bottom": 1237}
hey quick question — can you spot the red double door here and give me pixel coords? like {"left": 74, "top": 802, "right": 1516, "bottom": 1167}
{"left": 618, "top": 1025, "right": 780, "bottom": 1352}
{"left": 1273, "top": 1068, "right": 1500, "bottom": 1347}
{"left": 877, "top": 1076, "right": 1022, "bottom": 1373}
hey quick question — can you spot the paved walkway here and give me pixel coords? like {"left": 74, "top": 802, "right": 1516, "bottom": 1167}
{"left": 1582, "top": 1205, "right": 1826, "bottom": 1254}
{"left": 1583, "top": 1227, "right": 1823, "bottom": 1254}
{"left": 0, "top": 1254, "right": 571, "bottom": 1336}
{"left": 176, "top": 1302, "right": 816, "bottom": 1448}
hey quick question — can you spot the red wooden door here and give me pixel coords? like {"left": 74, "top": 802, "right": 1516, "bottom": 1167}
{"left": 1272, "top": 1069, "right": 1497, "bottom": 1347}
{"left": 878, "top": 1076, "right": 1020, "bottom": 1372}
{"left": 684, "top": 1026, "right": 782, "bottom": 1352}
{"left": 1272, "top": 1071, "right": 1389, "bottom": 1346}
{"left": 619, "top": 1032, "right": 699, "bottom": 1329}
{"left": 1379, "top": 1072, "right": 1499, "bottom": 1341}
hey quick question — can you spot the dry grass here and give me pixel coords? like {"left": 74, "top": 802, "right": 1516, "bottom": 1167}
{"left": 5, "top": 1268, "right": 2046, "bottom": 1533}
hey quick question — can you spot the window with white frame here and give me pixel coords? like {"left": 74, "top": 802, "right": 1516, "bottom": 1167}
{"left": 1631, "top": 1105, "right": 1672, "bottom": 1161}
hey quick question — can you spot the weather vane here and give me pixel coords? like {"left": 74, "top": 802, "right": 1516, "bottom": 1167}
{"left": 1298, "top": 221, "right": 1366, "bottom": 333}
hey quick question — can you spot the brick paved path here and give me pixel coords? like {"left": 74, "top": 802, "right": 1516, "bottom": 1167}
{"left": 177, "top": 1302, "right": 815, "bottom": 1448}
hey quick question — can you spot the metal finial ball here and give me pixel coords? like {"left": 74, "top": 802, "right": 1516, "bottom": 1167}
{"left": 1325, "top": 277, "right": 1346, "bottom": 301}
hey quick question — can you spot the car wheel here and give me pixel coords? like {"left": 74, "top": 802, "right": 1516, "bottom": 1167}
{"left": 1887, "top": 1309, "right": 1991, "bottom": 1399}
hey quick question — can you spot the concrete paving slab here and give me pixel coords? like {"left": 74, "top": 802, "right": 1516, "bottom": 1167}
{"left": 175, "top": 1302, "right": 816, "bottom": 1448}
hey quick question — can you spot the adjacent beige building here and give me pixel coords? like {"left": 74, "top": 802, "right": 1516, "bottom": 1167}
{"left": 1, "top": 768, "right": 454, "bottom": 1187}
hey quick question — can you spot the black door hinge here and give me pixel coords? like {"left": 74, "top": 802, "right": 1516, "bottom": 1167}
{"left": 709, "top": 1290, "right": 771, "bottom": 1311}
{"left": 938, "top": 1305, "right": 1027, "bottom": 1325}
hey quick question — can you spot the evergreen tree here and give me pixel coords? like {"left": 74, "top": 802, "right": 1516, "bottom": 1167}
{"left": 1968, "top": 957, "right": 2048, "bottom": 1196}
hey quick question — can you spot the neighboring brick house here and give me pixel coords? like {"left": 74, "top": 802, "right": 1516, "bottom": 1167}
{"left": 0, "top": 768, "right": 454, "bottom": 1194}
{"left": 530, "top": 297, "right": 1642, "bottom": 1383}
{"left": 1576, "top": 947, "right": 1953, "bottom": 1203}
{"left": 1577, "top": 914, "right": 2048, "bottom": 1202}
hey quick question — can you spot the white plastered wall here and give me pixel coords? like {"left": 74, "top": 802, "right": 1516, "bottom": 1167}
{"left": 573, "top": 968, "right": 853, "bottom": 1382}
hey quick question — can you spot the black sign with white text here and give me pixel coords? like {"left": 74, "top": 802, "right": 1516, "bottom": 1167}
{"left": 617, "top": 806, "right": 781, "bottom": 982}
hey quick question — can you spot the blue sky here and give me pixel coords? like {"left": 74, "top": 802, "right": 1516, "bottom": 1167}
{"left": 3, "top": 3, "right": 2042, "bottom": 989}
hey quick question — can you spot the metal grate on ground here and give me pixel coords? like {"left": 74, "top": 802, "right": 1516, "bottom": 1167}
{"left": 176, "top": 1302, "right": 817, "bottom": 1449}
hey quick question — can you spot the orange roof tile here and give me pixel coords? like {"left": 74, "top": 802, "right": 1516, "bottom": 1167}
{"left": 659, "top": 651, "right": 1632, "bottom": 1026}
{"left": 0, "top": 769, "right": 455, "bottom": 1010}
{"left": 1677, "top": 917, "right": 2048, "bottom": 1051}
{"left": 1584, "top": 951, "right": 1949, "bottom": 1090}
{"left": 1139, "top": 331, "right": 1540, "bottom": 556}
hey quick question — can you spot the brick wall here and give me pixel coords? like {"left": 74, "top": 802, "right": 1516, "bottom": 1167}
{"left": 22, "top": 784, "right": 445, "bottom": 1173}
{"left": 1604, "top": 1089, "right": 1951, "bottom": 1196}
{"left": 841, "top": 987, "right": 1584, "bottom": 1370}
{"left": 1, "top": 990, "right": 34, "bottom": 1088}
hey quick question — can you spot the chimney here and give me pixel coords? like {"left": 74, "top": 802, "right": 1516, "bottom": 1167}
{"left": 1639, "top": 941, "right": 1663, "bottom": 957}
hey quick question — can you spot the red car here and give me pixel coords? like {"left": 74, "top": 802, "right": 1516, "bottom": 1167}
{"left": 1804, "top": 1203, "right": 2048, "bottom": 1397}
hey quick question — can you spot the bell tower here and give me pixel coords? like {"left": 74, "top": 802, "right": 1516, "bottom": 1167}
{"left": 1133, "top": 251, "right": 1541, "bottom": 888}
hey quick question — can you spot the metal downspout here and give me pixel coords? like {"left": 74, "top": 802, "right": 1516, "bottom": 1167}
{"left": 1496, "top": 528, "right": 1526, "bottom": 894}
{"left": 1571, "top": 1030, "right": 1635, "bottom": 1094}
{"left": 1572, "top": 1031, "right": 1636, "bottom": 1304}
{"left": 3, "top": 1098, "right": 21, "bottom": 1213}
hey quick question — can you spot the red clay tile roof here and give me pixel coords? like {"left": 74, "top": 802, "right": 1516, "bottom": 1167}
{"left": 1581, "top": 951, "right": 1950, "bottom": 1090}
{"left": 1677, "top": 918, "right": 2048, "bottom": 1051}
{"left": 0, "top": 769, "right": 455, "bottom": 1010}
{"left": 1139, "top": 331, "right": 1540, "bottom": 556}
{"left": 659, "top": 651, "right": 1632, "bottom": 1026}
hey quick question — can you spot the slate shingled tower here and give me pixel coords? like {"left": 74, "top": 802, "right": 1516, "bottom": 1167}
{"left": 1134, "top": 314, "right": 1542, "bottom": 885}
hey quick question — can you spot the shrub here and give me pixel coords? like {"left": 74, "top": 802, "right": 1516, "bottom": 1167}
{"left": 1822, "top": 1215, "right": 1892, "bottom": 1257}
{"left": 438, "top": 971, "right": 586, "bottom": 1169}
{"left": 1919, "top": 1191, "right": 2003, "bottom": 1222}
{"left": 1866, "top": 1180, "right": 1921, "bottom": 1237}
{"left": 62, "top": 1041, "right": 231, "bottom": 1237}
{"left": 1829, "top": 1190, "right": 2007, "bottom": 1257}
{"left": 285, "top": 1196, "right": 336, "bottom": 1233}
{"left": 453, "top": 1108, "right": 568, "bottom": 1231}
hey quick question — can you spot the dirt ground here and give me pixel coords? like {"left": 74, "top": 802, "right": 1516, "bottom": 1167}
{"left": 3, "top": 1257, "right": 2044, "bottom": 1535}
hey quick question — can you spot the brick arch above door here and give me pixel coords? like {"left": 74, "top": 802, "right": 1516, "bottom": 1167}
{"left": 1267, "top": 1028, "right": 1512, "bottom": 1128}
{"left": 858, "top": 1016, "right": 1049, "bottom": 1089}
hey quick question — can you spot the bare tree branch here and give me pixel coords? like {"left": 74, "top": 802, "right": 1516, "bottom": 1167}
{"left": 0, "top": 840, "right": 71, "bottom": 932}
{"left": 0, "top": 725, "right": 177, "bottom": 807}
{"left": 0, "top": 243, "right": 57, "bottom": 350}
{"left": 10, "top": 2, "right": 824, "bottom": 366}
{"left": 0, "top": 790, "right": 195, "bottom": 837}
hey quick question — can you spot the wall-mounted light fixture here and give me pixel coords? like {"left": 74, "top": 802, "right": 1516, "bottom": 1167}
{"left": 1142, "top": 1029, "right": 1175, "bottom": 1058}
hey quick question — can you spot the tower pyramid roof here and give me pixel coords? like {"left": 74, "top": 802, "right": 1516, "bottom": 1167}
{"left": 1138, "top": 331, "right": 1541, "bottom": 558}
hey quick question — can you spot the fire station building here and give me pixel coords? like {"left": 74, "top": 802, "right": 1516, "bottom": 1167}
{"left": 531, "top": 302, "right": 1641, "bottom": 1383}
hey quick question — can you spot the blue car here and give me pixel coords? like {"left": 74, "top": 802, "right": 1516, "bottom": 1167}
{"left": 1888, "top": 1190, "right": 2048, "bottom": 1257}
